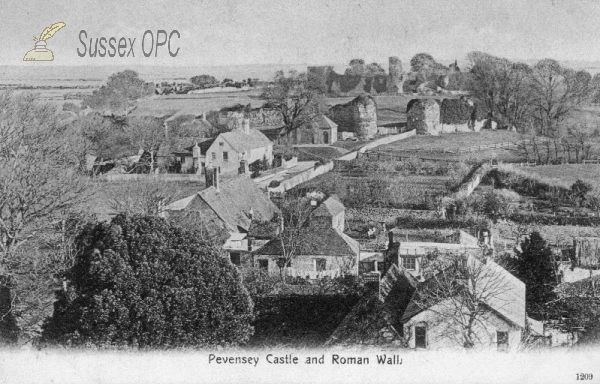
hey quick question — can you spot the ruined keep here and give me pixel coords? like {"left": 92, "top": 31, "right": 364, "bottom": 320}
{"left": 387, "top": 56, "right": 404, "bottom": 94}
{"left": 328, "top": 95, "right": 378, "bottom": 139}
{"left": 407, "top": 97, "right": 489, "bottom": 135}
{"left": 406, "top": 99, "right": 441, "bottom": 135}
{"left": 308, "top": 56, "right": 405, "bottom": 97}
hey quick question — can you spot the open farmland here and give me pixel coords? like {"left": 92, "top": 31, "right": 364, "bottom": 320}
{"left": 374, "top": 130, "right": 526, "bottom": 162}
{"left": 517, "top": 164, "right": 600, "bottom": 191}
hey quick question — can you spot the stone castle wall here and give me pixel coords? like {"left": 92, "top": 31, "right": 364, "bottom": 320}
{"left": 328, "top": 96, "right": 378, "bottom": 139}
{"left": 407, "top": 97, "right": 488, "bottom": 135}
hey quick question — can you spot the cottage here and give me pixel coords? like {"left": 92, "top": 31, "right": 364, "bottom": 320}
{"left": 204, "top": 118, "right": 273, "bottom": 174}
{"left": 329, "top": 257, "right": 539, "bottom": 351}
{"left": 164, "top": 172, "right": 280, "bottom": 258}
{"left": 400, "top": 257, "right": 528, "bottom": 352}
{"left": 254, "top": 196, "right": 359, "bottom": 279}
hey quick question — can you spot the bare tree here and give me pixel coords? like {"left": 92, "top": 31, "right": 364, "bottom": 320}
{"left": 260, "top": 70, "right": 326, "bottom": 139}
{"left": 0, "top": 91, "right": 95, "bottom": 342}
{"left": 124, "top": 116, "right": 167, "bottom": 173}
{"left": 410, "top": 254, "right": 513, "bottom": 349}
{"left": 529, "top": 59, "right": 578, "bottom": 136}
{"left": 275, "top": 196, "right": 315, "bottom": 282}
{"left": 108, "top": 179, "right": 183, "bottom": 217}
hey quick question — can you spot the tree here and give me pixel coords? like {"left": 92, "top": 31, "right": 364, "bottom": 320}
{"left": 529, "top": 59, "right": 578, "bottom": 136}
{"left": 190, "top": 74, "right": 218, "bottom": 88}
{"left": 109, "top": 179, "right": 182, "bottom": 216}
{"left": 274, "top": 196, "right": 314, "bottom": 282}
{"left": 83, "top": 70, "right": 152, "bottom": 115}
{"left": 41, "top": 214, "right": 254, "bottom": 348}
{"left": 345, "top": 59, "right": 366, "bottom": 76}
{"left": 77, "top": 114, "right": 130, "bottom": 161}
{"left": 365, "top": 62, "right": 386, "bottom": 77}
{"left": 124, "top": 116, "right": 167, "bottom": 172}
{"left": 410, "top": 53, "right": 437, "bottom": 72}
{"left": 574, "top": 70, "right": 592, "bottom": 105}
{"left": 0, "top": 91, "right": 95, "bottom": 342}
{"left": 466, "top": 52, "right": 532, "bottom": 130}
{"left": 591, "top": 73, "right": 600, "bottom": 105}
{"left": 411, "top": 254, "right": 513, "bottom": 349}
{"left": 261, "top": 70, "right": 325, "bottom": 137}
{"left": 514, "top": 231, "right": 558, "bottom": 319}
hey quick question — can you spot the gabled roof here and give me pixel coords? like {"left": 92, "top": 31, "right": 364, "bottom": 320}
{"left": 400, "top": 256, "right": 526, "bottom": 328}
{"left": 312, "top": 115, "right": 338, "bottom": 130}
{"left": 312, "top": 195, "right": 345, "bottom": 218}
{"left": 165, "top": 176, "right": 279, "bottom": 232}
{"left": 326, "top": 264, "right": 417, "bottom": 347}
{"left": 257, "top": 227, "right": 359, "bottom": 257}
{"left": 219, "top": 128, "right": 271, "bottom": 153}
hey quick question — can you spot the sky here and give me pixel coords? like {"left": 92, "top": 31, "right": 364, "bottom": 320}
{"left": 3, "top": 0, "right": 600, "bottom": 67}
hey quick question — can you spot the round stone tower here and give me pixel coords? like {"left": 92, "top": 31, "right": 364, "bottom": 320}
{"left": 387, "top": 56, "right": 404, "bottom": 94}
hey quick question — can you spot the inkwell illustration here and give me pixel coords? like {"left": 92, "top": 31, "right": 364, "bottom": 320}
{"left": 23, "top": 22, "right": 66, "bottom": 61}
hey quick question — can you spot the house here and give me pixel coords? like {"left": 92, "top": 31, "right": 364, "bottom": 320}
{"left": 329, "top": 257, "right": 539, "bottom": 351}
{"left": 164, "top": 171, "right": 280, "bottom": 263}
{"left": 359, "top": 229, "right": 482, "bottom": 280}
{"left": 169, "top": 139, "right": 214, "bottom": 173}
{"left": 386, "top": 230, "right": 482, "bottom": 281}
{"left": 204, "top": 118, "right": 273, "bottom": 174}
{"left": 309, "top": 195, "right": 345, "bottom": 231}
{"left": 254, "top": 196, "right": 359, "bottom": 279}
{"left": 400, "top": 256, "right": 528, "bottom": 352}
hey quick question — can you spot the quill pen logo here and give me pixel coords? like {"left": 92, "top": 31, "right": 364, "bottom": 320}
{"left": 23, "top": 22, "right": 66, "bottom": 61}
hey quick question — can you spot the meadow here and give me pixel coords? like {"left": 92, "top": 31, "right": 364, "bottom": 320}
{"left": 517, "top": 164, "right": 600, "bottom": 192}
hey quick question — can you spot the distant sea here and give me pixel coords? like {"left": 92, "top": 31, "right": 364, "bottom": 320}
{"left": 1, "top": 60, "right": 599, "bottom": 89}
{"left": 0, "top": 64, "right": 345, "bottom": 88}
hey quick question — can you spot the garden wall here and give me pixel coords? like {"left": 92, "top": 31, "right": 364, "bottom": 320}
{"left": 267, "top": 162, "right": 335, "bottom": 193}
{"left": 357, "top": 129, "right": 416, "bottom": 153}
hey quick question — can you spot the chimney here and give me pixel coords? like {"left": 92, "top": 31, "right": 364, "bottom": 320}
{"left": 279, "top": 215, "right": 284, "bottom": 233}
{"left": 247, "top": 237, "right": 253, "bottom": 252}
{"left": 242, "top": 118, "right": 250, "bottom": 134}
{"left": 205, "top": 163, "right": 220, "bottom": 192}
{"left": 192, "top": 142, "right": 201, "bottom": 159}
{"left": 388, "top": 231, "right": 394, "bottom": 250}
{"left": 202, "top": 112, "right": 207, "bottom": 122}
{"left": 248, "top": 207, "right": 254, "bottom": 220}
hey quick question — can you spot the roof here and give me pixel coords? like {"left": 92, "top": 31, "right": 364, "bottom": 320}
{"left": 257, "top": 227, "right": 359, "bottom": 257}
{"left": 219, "top": 128, "right": 271, "bottom": 152}
{"left": 312, "top": 195, "right": 345, "bottom": 218}
{"left": 400, "top": 256, "right": 526, "bottom": 328}
{"left": 312, "top": 115, "right": 338, "bottom": 130}
{"left": 326, "top": 264, "right": 417, "bottom": 347}
{"left": 165, "top": 176, "right": 280, "bottom": 232}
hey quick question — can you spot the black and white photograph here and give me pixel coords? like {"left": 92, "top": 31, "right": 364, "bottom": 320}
{"left": 0, "top": 1, "right": 599, "bottom": 383}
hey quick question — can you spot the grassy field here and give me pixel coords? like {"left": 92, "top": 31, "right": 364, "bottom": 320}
{"left": 517, "top": 164, "right": 600, "bottom": 191}
{"left": 135, "top": 92, "right": 264, "bottom": 116}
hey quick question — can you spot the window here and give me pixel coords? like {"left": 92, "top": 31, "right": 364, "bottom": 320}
{"left": 219, "top": 142, "right": 224, "bottom": 146}
{"left": 230, "top": 253, "right": 241, "bottom": 266}
{"left": 223, "top": 151, "right": 229, "bottom": 162}
{"left": 497, "top": 331, "right": 509, "bottom": 352}
{"left": 315, "top": 258, "right": 327, "bottom": 272}
{"left": 258, "top": 259, "right": 269, "bottom": 271}
{"left": 211, "top": 152, "right": 216, "bottom": 160}
{"left": 415, "top": 326, "right": 427, "bottom": 349}
{"left": 323, "top": 131, "right": 329, "bottom": 144}
{"left": 402, "top": 256, "right": 416, "bottom": 270}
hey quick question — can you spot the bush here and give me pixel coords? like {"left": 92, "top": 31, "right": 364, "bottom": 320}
{"left": 42, "top": 214, "right": 254, "bottom": 349}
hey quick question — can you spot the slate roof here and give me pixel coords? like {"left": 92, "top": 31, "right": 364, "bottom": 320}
{"left": 312, "top": 115, "right": 338, "bottom": 130}
{"left": 312, "top": 195, "right": 345, "bottom": 218}
{"left": 257, "top": 227, "right": 359, "bottom": 257}
{"left": 400, "top": 256, "right": 526, "bottom": 328}
{"left": 220, "top": 128, "right": 272, "bottom": 152}
{"left": 326, "top": 264, "right": 417, "bottom": 346}
{"left": 165, "top": 176, "right": 279, "bottom": 232}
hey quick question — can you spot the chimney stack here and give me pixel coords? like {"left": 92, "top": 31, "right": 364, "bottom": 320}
{"left": 388, "top": 231, "right": 394, "bottom": 249}
{"left": 204, "top": 163, "right": 220, "bottom": 192}
{"left": 242, "top": 118, "right": 250, "bottom": 134}
{"left": 202, "top": 112, "right": 207, "bottom": 122}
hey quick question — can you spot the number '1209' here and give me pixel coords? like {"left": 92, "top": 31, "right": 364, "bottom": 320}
{"left": 577, "top": 373, "right": 593, "bottom": 380}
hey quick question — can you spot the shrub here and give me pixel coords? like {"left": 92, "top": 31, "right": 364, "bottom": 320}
{"left": 42, "top": 214, "right": 254, "bottom": 349}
